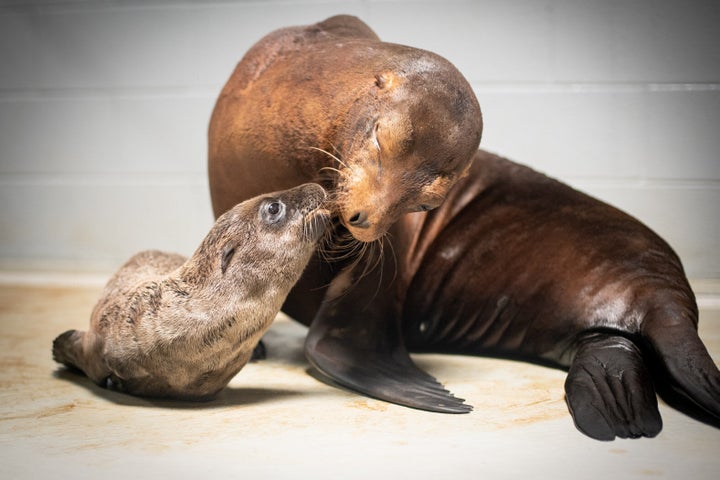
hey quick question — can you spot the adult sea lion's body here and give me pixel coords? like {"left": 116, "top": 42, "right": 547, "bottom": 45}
{"left": 208, "top": 15, "right": 720, "bottom": 440}
{"left": 53, "top": 184, "right": 327, "bottom": 400}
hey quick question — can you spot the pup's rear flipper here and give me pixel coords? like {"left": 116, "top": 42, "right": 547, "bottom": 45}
{"left": 643, "top": 315, "right": 720, "bottom": 427}
{"left": 52, "top": 329, "right": 85, "bottom": 371}
{"left": 565, "top": 334, "right": 662, "bottom": 440}
{"left": 53, "top": 329, "right": 112, "bottom": 388}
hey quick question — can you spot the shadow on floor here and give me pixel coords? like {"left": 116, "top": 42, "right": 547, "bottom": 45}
{"left": 52, "top": 367, "right": 311, "bottom": 409}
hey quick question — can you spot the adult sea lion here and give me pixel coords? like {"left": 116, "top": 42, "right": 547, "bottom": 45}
{"left": 53, "top": 183, "right": 328, "bottom": 400}
{"left": 208, "top": 15, "right": 720, "bottom": 439}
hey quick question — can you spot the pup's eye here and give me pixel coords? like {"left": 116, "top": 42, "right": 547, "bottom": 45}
{"left": 268, "top": 202, "right": 281, "bottom": 215}
{"left": 262, "top": 200, "right": 286, "bottom": 224}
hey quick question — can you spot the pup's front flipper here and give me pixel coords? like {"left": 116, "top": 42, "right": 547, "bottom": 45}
{"left": 565, "top": 334, "right": 662, "bottom": 440}
{"left": 250, "top": 340, "right": 267, "bottom": 361}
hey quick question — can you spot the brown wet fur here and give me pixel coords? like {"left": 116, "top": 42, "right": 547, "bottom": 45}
{"left": 208, "top": 15, "right": 719, "bottom": 439}
{"left": 53, "top": 184, "right": 328, "bottom": 400}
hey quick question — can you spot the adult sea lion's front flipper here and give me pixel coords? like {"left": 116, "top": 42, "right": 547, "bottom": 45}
{"left": 305, "top": 255, "right": 472, "bottom": 414}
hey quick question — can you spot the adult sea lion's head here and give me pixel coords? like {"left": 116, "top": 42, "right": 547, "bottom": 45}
{"left": 333, "top": 47, "right": 482, "bottom": 242}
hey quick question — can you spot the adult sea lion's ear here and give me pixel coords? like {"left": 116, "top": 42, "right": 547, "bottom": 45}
{"left": 221, "top": 245, "right": 236, "bottom": 274}
{"left": 375, "top": 72, "right": 397, "bottom": 90}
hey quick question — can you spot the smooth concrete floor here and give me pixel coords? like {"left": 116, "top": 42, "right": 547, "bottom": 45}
{"left": 1, "top": 279, "right": 719, "bottom": 479}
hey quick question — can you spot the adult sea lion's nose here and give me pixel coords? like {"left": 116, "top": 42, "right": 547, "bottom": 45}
{"left": 348, "top": 211, "right": 370, "bottom": 228}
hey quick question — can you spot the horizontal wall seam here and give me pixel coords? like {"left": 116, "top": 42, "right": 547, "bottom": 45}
{"left": 0, "top": 172, "right": 207, "bottom": 186}
{"left": 0, "top": 173, "right": 717, "bottom": 189}
{"left": 1, "top": 83, "right": 718, "bottom": 102}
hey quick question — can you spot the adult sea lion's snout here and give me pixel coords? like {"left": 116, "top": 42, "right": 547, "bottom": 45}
{"left": 347, "top": 210, "right": 370, "bottom": 228}
{"left": 340, "top": 201, "right": 393, "bottom": 243}
{"left": 336, "top": 160, "right": 466, "bottom": 243}
{"left": 339, "top": 183, "right": 395, "bottom": 243}
{"left": 344, "top": 216, "right": 380, "bottom": 243}
{"left": 338, "top": 183, "right": 438, "bottom": 243}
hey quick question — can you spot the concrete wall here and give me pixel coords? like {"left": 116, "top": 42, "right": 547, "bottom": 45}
{"left": 1, "top": 0, "right": 718, "bottom": 278}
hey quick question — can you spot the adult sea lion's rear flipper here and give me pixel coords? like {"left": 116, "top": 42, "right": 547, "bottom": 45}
{"left": 641, "top": 308, "right": 720, "bottom": 426}
{"left": 565, "top": 334, "right": 662, "bottom": 440}
{"left": 305, "top": 263, "right": 472, "bottom": 414}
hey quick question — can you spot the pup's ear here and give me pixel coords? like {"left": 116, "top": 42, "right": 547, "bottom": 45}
{"left": 221, "top": 245, "right": 236, "bottom": 274}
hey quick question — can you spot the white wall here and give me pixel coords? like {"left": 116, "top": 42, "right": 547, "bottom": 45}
{"left": 0, "top": 0, "right": 718, "bottom": 278}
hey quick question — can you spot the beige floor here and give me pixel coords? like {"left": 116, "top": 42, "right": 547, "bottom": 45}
{"left": 1, "top": 278, "right": 719, "bottom": 479}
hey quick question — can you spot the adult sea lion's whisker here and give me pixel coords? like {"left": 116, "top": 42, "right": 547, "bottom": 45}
{"left": 309, "top": 146, "right": 349, "bottom": 169}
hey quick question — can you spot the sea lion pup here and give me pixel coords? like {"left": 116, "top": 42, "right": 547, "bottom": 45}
{"left": 208, "top": 15, "right": 719, "bottom": 439}
{"left": 52, "top": 183, "right": 328, "bottom": 400}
